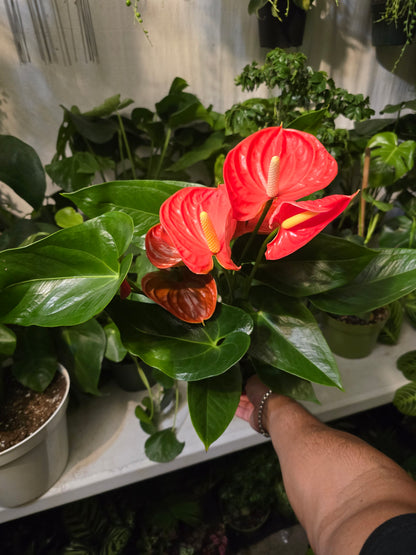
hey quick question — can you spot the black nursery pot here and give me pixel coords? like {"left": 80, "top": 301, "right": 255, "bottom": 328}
{"left": 371, "top": 1, "right": 408, "bottom": 46}
{"left": 257, "top": 1, "right": 306, "bottom": 48}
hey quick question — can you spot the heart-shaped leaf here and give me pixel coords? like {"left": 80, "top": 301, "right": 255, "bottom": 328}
{"left": 108, "top": 299, "right": 253, "bottom": 381}
{"left": 141, "top": 268, "right": 217, "bottom": 323}
{"left": 0, "top": 212, "right": 134, "bottom": 326}
{"left": 255, "top": 234, "right": 377, "bottom": 297}
{"left": 63, "top": 180, "right": 191, "bottom": 240}
{"left": 249, "top": 286, "right": 342, "bottom": 388}
{"left": 188, "top": 364, "right": 242, "bottom": 449}
{"left": 0, "top": 135, "right": 46, "bottom": 210}
{"left": 145, "top": 429, "right": 185, "bottom": 462}
{"left": 311, "top": 248, "right": 416, "bottom": 315}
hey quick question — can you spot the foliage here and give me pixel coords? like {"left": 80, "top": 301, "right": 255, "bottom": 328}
{"left": 1, "top": 124, "right": 416, "bottom": 462}
{"left": 47, "top": 79, "right": 228, "bottom": 190}
{"left": 225, "top": 48, "right": 374, "bottom": 167}
{"left": 377, "top": 0, "right": 416, "bottom": 70}
{"left": 248, "top": 0, "right": 314, "bottom": 18}
{"left": 337, "top": 99, "right": 416, "bottom": 242}
{"left": 395, "top": 350, "right": 416, "bottom": 416}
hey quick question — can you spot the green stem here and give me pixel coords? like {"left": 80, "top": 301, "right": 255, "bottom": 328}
{"left": 237, "top": 198, "right": 274, "bottom": 265}
{"left": 409, "top": 217, "right": 416, "bottom": 249}
{"left": 154, "top": 128, "right": 171, "bottom": 179}
{"left": 242, "top": 227, "right": 279, "bottom": 299}
{"left": 117, "top": 112, "right": 137, "bottom": 179}
{"left": 171, "top": 381, "right": 179, "bottom": 431}
{"left": 133, "top": 356, "right": 154, "bottom": 420}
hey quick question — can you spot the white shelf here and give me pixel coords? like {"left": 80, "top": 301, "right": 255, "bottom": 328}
{"left": 0, "top": 321, "right": 414, "bottom": 524}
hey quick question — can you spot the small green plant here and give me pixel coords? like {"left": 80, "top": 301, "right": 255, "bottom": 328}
{"left": 47, "top": 79, "right": 228, "bottom": 191}
{"left": 225, "top": 48, "right": 374, "bottom": 167}
{"left": 394, "top": 350, "right": 416, "bottom": 416}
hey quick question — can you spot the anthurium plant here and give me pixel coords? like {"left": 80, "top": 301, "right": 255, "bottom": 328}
{"left": 1, "top": 127, "right": 416, "bottom": 462}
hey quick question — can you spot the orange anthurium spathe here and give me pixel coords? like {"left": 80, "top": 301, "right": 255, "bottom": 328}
{"left": 141, "top": 268, "right": 217, "bottom": 324}
{"left": 223, "top": 126, "right": 338, "bottom": 222}
{"left": 145, "top": 223, "right": 183, "bottom": 269}
{"left": 157, "top": 184, "right": 239, "bottom": 274}
{"left": 265, "top": 193, "right": 358, "bottom": 260}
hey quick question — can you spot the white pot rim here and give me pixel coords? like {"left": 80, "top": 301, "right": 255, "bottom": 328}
{"left": 0, "top": 364, "right": 70, "bottom": 466}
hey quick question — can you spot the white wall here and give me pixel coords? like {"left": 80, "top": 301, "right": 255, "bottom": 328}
{"left": 0, "top": 0, "right": 415, "bottom": 171}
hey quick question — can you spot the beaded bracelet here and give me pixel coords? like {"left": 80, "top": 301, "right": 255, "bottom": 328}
{"left": 257, "top": 389, "right": 273, "bottom": 437}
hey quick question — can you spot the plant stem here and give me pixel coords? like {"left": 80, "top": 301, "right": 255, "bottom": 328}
{"left": 358, "top": 147, "right": 371, "bottom": 237}
{"left": 154, "top": 128, "right": 171, "bottom": 179}
{"left": 237, "top": 198, "right": 274, "bottom": 265}
{"left": 242, "top": 227, "right": 279, "bottom": 299}
{"left": 117, "top": 112, "right": 137, "bottom": 179}
{"left": 171, "top": 381, "right": 179, "bottom": 431}
{"left": 133, "top": 356, "right": 154, "bottom": 420}
{"left": 410, "top": 217, "right": 416, "bottom": 249}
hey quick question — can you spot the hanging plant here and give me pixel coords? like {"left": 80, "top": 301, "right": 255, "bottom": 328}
{"left": 372, "top": 0, "right": 416, "bottom": 70}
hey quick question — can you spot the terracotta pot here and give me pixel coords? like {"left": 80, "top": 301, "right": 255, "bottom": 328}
{"left": 0, "top": 365, "right": 70, "bottom": 507}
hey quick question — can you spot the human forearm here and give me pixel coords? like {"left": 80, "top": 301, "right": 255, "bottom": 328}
{"left": 263, "top": 393, "right": 416, "bottom": 555}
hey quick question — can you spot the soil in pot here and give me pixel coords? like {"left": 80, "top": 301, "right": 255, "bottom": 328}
{"left": 0, "top": 372, "right": 67, "bottom": 452}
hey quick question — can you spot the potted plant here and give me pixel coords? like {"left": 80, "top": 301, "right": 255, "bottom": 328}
{"left": 371, "top": 0, "right": 416, "bottom": 69}
{"left": 249, "top": 0, "right": 310, "bottom": 48}
{"left": 2, "top": 124, "right": 416, "bottom": 465}
{"left": 0, "top": 364, "right": 70, "bottom": 507}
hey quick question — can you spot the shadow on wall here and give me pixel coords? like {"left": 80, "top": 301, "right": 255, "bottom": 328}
{"left": 375, "top": 44, "right": 416, "bottom": 86}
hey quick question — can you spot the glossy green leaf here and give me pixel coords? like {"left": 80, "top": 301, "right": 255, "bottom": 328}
{"left": 104, "top": 321, "right": 128, "bottom": 362}
{"left": 249, "top": 286, "right": 342, "bottom": 388}
{"left": 46, "top": 152, "right": 114, "bottom": 192}
{"left": 82, "top": 94, "right": 134, "bottom": 117}
{"left": 60, "top": 319, "right": 106, "bottom": 395}
{"left": 252, "top": 360, "right": 319, "bottom": 403}
{"left": 63, "top": 180, "right": 190, "bottom": 240}
{"left": 168, "top": 131, "right": 225, "bottom": 172}
{"left": 145, "top": 429, "right": 185, "bottom": 462}
{"left": 367, "top": 132, "right": 416, "bottom": 185}
{"left": 55, "top": 207, "right": 84, "bottom": 228}
{"left": 12, "top": 327, "right": 57, "bottom": 391}
{"left": 255, "top": 234, "right": 377, "bottom": 297}
{"left": 287, "top": 109, "right": 327, "bottom": 135}
{"left": 311, "top": 248, "right": 416, "bottom": 315}
{"left": 393, "top": 382, "right": 416, "bottom": 416}
{"left": 0, "top": 135, "right": 46, "bottom": 210}
{"left": 188, "top": 364, "right": 242, "bottom": 449}
{"left": 0, "top": 324, "right": 16, "bottom": 360}
{"left": 67, "top": 110, "right": 118, "bottom": 144}
{"left": 0, "top": 212, "right": 134, "bottom": 326}
{"left": 108, "top": 299, "right": 253, "bottom": 381}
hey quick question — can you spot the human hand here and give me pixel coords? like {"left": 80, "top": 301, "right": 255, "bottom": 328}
{"left": 236, "top": 375, "right": 271, "bottom": 433}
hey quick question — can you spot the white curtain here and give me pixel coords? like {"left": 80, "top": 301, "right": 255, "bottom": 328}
{"left": 0, "top": 0, "right": 415, "bottom": 171}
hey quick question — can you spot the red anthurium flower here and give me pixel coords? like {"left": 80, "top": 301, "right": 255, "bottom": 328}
{"left": 145, "top": 223, "right": 183, "bottom": 269}
{"left": 223, "top": 126, "right": 338, "bottom": 222}
{"left": 141, "top": 268, "right": 217, "bottom": 324}
{"left": 158, "top": 184, "right": 240, "bottom": 274}
{"left": 265, "top": 193, "right": 358, "bottom": 260}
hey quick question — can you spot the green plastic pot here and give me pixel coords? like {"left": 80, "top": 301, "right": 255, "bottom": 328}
{"left": 321, "top": 312, "right": 389, "bottom": 359}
